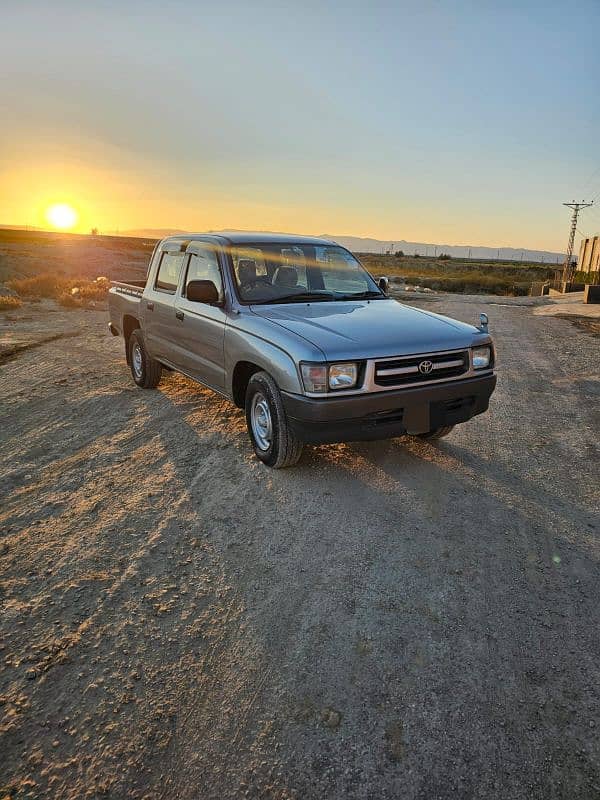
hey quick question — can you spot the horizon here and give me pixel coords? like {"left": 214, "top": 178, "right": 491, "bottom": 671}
{"left": 1, "top": 2, "right": 599, "bottom": 251}
{"left": 0, "top": 222, "right": 568, "bottom": 262}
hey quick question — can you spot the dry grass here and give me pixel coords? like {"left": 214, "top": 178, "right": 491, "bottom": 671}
{"left": 7, "top": 273, "right": 62, "bottom": 298}
{"left": 6, "top": 273, "right": 110, "bottom": 308}
{"left": 0, "top": 295, "right": 22, "bottom": 310}
{"left": 360, "top": 254, "right": 556, "bottom": 296}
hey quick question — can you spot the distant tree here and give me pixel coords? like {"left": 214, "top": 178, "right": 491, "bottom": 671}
{"left": 394, "top": 250, "right": 404, "bottom": 258}
{"left": 438, "top": 253, "right": 451, "bottom": 260}
{"left": 91, "top": 227, "right": 99, "bottom": 236}
{"left": 414, "top": 253, "right": 420, "bottom": 259}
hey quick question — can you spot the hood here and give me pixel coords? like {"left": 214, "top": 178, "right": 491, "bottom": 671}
{"left": 250, "top": 298, "right": 482, "bottom": 360}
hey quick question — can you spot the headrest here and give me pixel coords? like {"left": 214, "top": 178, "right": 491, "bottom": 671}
{"left": 238, "top": 259, "right": 257, "bottom": 284}
{"left": 273, "top": 266, "right": 298, "bottom": 288}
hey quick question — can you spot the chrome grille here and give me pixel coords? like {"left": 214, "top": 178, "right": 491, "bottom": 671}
{"left": 374, "top": 350, "right": 469, "bottom": 387}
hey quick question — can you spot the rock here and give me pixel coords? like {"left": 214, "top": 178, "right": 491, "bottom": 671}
{"left": 321, "top": 707, "right": 341, "bottom": 729}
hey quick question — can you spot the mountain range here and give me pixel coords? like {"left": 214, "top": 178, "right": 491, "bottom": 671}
{"left": 0, "top": 224, "right": 565, "bottom": 263}
{"left": 110, "top": 228, "right": 566, "bottom": 263}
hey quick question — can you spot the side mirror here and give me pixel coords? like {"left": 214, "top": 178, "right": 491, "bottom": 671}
{"left": 478, "top": 312, "right": 489, "bottom": 333}
{"left": 186, "top": 279, "right": 221, "bottom": 305}
{"left": 378, "top": 276, "right": 389, "bottom": 295}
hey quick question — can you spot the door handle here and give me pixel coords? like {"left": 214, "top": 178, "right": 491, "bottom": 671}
{"left": 175, "top": 310, "right": 184, "bottom": 321}
{"left": 146, "top": 302, "right": 154, "bottom": 311}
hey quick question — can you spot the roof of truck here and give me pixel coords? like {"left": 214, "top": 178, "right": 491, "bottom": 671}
{"left": 162, "top": 231, "right": 337, "bottom": 246}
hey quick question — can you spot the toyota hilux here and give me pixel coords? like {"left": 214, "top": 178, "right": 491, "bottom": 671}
{"left": 108, "top": 233, "right": 496, "bottom": 467}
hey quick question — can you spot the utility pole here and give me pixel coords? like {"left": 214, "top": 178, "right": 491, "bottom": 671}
{"left": 561, "top": 201, "right": 593, "bottom": 284}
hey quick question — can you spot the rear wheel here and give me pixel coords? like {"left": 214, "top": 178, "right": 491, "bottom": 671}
{"left": 417, "top": 425, "right": 455, "bottom": 440}
{"left": 129, "top": 330, "right": 162, "bottom": 388}
{"left": 245, "top": 371, "right": 303, "bottom": 468}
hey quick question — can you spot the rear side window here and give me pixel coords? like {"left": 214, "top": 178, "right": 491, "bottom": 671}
{"left": 155, "top": 252, "right": 184, "bottom": 292}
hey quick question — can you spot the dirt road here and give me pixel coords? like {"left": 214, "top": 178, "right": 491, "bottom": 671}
{"left": 1, "top": 295, "right": 599, "bottom": 800}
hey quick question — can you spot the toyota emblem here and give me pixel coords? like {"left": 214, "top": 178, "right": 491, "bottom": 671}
{"left": 418, "top": 360, "right": 434, "bottom": 375}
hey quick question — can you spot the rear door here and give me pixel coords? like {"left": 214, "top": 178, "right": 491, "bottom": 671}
{"left": 143, "top": 243, "right": 186, "bottom": 364}
{"left": 173, "top": 241, "right": 227, "bottom": 391}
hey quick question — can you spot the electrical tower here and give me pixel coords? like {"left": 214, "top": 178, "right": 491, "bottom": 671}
{"left": 561, "top": 201, "right": 594, "bottom": 284}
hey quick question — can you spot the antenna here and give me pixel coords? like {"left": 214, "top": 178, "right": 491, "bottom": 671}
{"left": 561, "top": 201, "right": 594, "bottom": 284}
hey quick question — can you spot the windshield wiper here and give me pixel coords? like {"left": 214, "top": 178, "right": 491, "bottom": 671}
{"left": 336, "top": 290, "right": 384, "bottom": 300}
{"left": 261, "top": 291, "right": 335, "bottom": 304}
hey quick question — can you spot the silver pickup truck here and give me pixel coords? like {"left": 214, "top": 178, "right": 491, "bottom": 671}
{"left": 108, "top": 232, "right": 496, "bottom": 468}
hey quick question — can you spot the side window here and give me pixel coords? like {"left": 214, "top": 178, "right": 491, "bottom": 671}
{"left": 184, "top": 247, "right": 224, "bottom": 301}
{"left": 155, "top": 252, "right": 184, "bottom": 293}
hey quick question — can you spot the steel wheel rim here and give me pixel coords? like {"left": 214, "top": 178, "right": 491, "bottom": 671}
{"left": 132, "top": 343, "right": 143, "bottom": 379}
{"left": 251, "top": 392, "right": 273, "bottom": 451}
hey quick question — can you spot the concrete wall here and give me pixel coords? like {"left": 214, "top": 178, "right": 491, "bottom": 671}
{"left": 578, "top": 235, "right": 600, "bottom": 274}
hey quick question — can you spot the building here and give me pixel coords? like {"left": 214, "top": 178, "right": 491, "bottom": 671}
{"left": 578, "top": 235, "right": 600, "bottom": 276}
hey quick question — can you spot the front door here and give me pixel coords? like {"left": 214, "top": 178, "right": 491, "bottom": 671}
{"left": 173, "top": 242, "right": 227, "bottom": 391}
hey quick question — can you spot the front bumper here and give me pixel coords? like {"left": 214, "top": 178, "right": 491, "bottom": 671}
{"left": 282, "top": 373, "right": 496, "bottom": 444}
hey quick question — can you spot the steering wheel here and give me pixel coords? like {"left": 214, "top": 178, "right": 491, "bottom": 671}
{"left": 244, "top": 276, "right": 273, "bottom": 289}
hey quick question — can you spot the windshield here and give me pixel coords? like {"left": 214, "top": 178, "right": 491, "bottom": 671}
{"left": 228, "top": 243, "right": 383, "bottom": 303}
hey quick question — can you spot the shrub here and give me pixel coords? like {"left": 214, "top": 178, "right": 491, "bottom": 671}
{"left": 7, "top": 273, "right": 63, "bottom": 298}
{"left": 57, "top": 292, "right": 80, "bottom": 308}
{"left": 72, "top": 280, "right": 109, "bottom": 301}
{"left": 574, "top": 270, "right": 600, "bottom": 284}
{"left": 6, "top": 273, "right": 110, "bottom": 308}
{"left": 0, "top": 295, "right": 22, "bottom": 310}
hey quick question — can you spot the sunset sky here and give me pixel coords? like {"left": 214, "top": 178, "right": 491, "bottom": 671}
{"left": 1, "top": 0, "right": 599, "bottom": 251}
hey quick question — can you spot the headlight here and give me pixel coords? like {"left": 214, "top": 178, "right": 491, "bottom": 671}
{"left": 300, "top": 362, "right": 358, "bottom": 393}
{"left": 472, "top": 346, "right": 491, "bottom": 369}
{"left": 329, "top": 363, "right": 358, "bottom": 389}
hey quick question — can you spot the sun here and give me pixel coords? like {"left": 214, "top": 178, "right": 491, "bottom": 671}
{"left": 46, "top": 203, "right": 78, "bottom": 230}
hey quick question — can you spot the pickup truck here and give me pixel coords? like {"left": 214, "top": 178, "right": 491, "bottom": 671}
{"left": 108, "top": 232, "right": 496, "bottom": 468}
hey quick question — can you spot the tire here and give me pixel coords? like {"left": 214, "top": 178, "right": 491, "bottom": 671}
{"left": 245, "top": 371, "right": 303, "bottom": 468}
{"left": 128, "top": 330, "right": 162, "bottom": 389}
{"left": 417, "top": 424, "right": 455, "bottom": 441}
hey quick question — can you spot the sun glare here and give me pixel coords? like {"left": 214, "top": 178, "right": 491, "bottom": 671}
{"left": 46, "top": 203, "right": 78, "bottom": 230}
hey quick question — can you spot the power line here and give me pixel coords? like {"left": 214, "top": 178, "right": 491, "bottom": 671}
{"left": 580, "top": 165, "right": 600, "bottom": 197}
{"left": 561, "top": 201, "right": 594, "bottom": 283}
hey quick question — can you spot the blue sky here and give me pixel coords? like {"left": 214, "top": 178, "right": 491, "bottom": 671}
{"left": 1, "top": 0, "right": 599, "bottom": 250}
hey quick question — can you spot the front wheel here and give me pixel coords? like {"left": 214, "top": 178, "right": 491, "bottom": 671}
{"left": 417, "top": 425, "right": 455, "bottom": 441}
{"left": 129, "top": 330, "right": 162, "bottom": 388}
{"left": 245, "top": 371, "right": 303, "bottom": 468}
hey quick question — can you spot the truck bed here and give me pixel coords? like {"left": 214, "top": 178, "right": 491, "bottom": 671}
{"left": 111, "top": 280, "right": 145, "bottom": 297}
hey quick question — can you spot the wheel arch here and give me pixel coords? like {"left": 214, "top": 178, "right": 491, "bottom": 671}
{"left": 226, "top": 329, "right": 307, "bottom": 407}
{"left": 231, "top": 361, "right": 263, "bottom": 408}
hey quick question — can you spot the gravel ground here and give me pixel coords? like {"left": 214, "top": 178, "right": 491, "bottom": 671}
{"left": 1, "top": 295, "right": 599, "bottom": 800}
